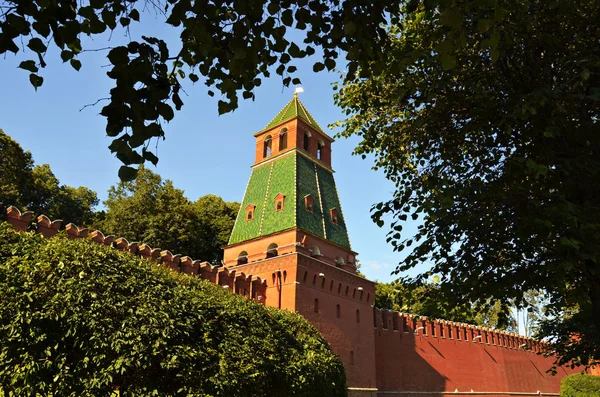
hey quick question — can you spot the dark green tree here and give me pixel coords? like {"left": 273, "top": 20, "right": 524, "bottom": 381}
{"left": 0, "top": 0, "right": 403, "bottom": 179}
{"left": 374, "top": 281, "right": 515, "bottom": 331}
{"left": 0, "top": 129, "right": 34, "bottom": 208}
{"left": 100, "top": 167, "right": 239, "bottom": 262}
{"left": 0, "top": 130, "right": 99, "bottom": 225}
{"left": 28, "top": 164, "right": 99, "bottom": 226}
{"left": 193, "top": 194, "right": 240, "bottom": 263}
{"left": 335, "top": 0, "right": 600, "bottom": 369}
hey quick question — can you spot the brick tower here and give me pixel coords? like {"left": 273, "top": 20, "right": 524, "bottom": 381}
{"left": 223, "top": 93, "right": 377, "bottom": 391}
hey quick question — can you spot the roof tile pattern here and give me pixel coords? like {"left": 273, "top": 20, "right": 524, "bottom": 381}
{"left": 317, "top": 166, "right": 351, "bottom": 248}
{"left": 261, "top": 95, "right": 324, "bottom": 134}
{"left": 228, "top": 152, "right": 351, "bottom": 250}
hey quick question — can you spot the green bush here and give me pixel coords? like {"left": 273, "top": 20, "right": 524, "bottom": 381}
{"left": 561, "top": 373, "right": 600, "bottom": 397}
{"left": 0, "top": 222, "right": 346, "bottom": 396}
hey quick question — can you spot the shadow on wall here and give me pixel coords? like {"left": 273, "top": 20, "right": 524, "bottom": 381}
{"left": 372, "top": 309, "right": 580, "bottom": 396}
{"left": 374, "top": 310, "right": 446, "bottom": 394}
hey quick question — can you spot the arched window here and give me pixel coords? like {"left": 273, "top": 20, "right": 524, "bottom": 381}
{"left": 263, "top": 135, "right": 272, "bottom": 157}
{"left": 345, "top": 286, "right": 349, "bottom": 296}
{"left": 314, "top": 298, "right": 319, "bottom": 313}
{"left": 303, "top": 271, "right": 308, "bottom": 282}
{"left": 317, "top": 140, "right": 324, "bottom": 160}
{"left": 304, "top": 195, "right": 314, "bottom": 213}
{"left": 266, "top": 243, "right": 278, "bottom": 258}
{"left": 275, "top": 193, "right": 285, "bottom": 212}
{"left": 330, "top": 208, "right": 339, "bottom": 225}
{"left": 330, "top": 280, "right": 334, "bottom": 291}
{"left": 356, "top": 309, "right": 360, "bottom": 323}
{"left": 312, "top": 274, "right": 317, "bottom": 286}
{"left": 245, "top": 204, "right": 255, "bottom": 221}
{"left": 336, "top": 304, "right": 341, "bottom": 318}
{"left": 303, "top": 130, "right": 311, "bottom": 150}
{"left": 338, "top": 283, "right": 341, "bottom": 294}
{"left": 283, "top": 270, "right": 287, "bottom": 282}
{"left": 279, "top": 128, "right": 288, "bottom": 150}
{"left": 310, "top": 246, "right": 321, "bottom": 257}
{"left": 237, "top": 251, "right": 248, "bottom": 265}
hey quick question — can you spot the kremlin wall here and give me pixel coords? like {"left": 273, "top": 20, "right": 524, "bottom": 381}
{"left": 1, "top": 96, "right": 585, "bottom": 396}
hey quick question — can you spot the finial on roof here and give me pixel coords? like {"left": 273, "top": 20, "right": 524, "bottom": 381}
{"left": 294, "top": 86, "right": 304, "bottom": 96}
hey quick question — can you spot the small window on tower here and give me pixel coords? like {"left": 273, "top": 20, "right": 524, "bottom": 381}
{"left": 275, "top": 193, "right": 285, "bottom": 212}
{"left": 303, "top": 130, "right": 311, "bottom": 151}
{"left": 245, "top": 204, "right": 255, "bottom": 221}
{"left": 263, "top": 135, "right": 272, "bottom": 158}
{"left": 317, "top": 140, "right": 324, "bottom": 160}
{"left": 304, "top": 195, "right": 314, "bottom": 213}
{"left": 279, "top": 128, "right": 288, "bottom": 151}
{"left": 330, "top": 208, "right": 339, "bottom": 225}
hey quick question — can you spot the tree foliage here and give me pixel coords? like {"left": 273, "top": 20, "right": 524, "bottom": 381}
{"left": 335, "top": 0, "right": 600, "bottom": 368}
{"left": 0, "top": 0, "right": 403, "bottom": 179}
{"left": 560, "top": 374, "right": 600, "bottom": 397}
{"left": 0, "top": 221, "right": 347, "bottom": 396}
{"left": 99, "top": 166, "right": 239, "bottom": 262}
{"left": 0, "top": 128, "right": 34, "bottom": 208}
{"left": 0, "top": 129, "right": 99, "bottom": 225}
{"left": 374, "top": 281, "right": 515, "bottom": 331}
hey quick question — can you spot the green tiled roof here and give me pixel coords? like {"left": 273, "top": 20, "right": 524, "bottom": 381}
{"left": 259, "top": 95, "right": 325, "bottom": 134}
{"left": 228, "top": 152, "right": 351, "bottom": 250}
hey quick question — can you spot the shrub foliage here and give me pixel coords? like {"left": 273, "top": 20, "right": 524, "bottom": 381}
{"left": 560, "top": 374, "right": 600, "bottom": 397}
{"left": 0, "top": 222, "right": 346, "bottom": 396}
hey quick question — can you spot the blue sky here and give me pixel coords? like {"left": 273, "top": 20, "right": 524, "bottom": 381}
{"left": 0, "top": 17, "right": 427, "bottom": 283}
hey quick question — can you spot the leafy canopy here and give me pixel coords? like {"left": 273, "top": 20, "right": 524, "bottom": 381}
{"left": 335, "top": 0, "right": 600, "bottom": 369}
{"left": 99, "top": 166, "right": 239, "bottom": 262}
{"left": 374, "top": 281, "right": 515, "bottom": 332}
{"left": 0, "top": 222, "right": 347, "bottom": 396}
{"left": 0, "top": 129, "right": 99, "bottom": 225}
{"left": 0, "top": 0, "right": 402, "bottom": 180}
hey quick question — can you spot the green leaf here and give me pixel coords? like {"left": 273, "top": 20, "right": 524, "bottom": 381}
{"left": 118, "top": 165, "right": 138, "bottom": 181}
{"left": 281, "top": 10, "right": 293, "bottom": 27}
{"left": 440, "top": 54, "right": 456, "bottom": 70}
{"left": 142, "top": 149, "right": 159, "bottom": 165}
{"left": 491, "top": 48, "right": 499, "bottom": 63}
{"left": 60, "top": 50, "right": 74, "bottom": 62}
{"left": 439, "top": 8, "right": 462, "bottom": 28}
{"left": 70, "top": 59, "right": 82, "bottom": 71}
{"left": 107, "top": 47, "right": 129, "bottom": 65}
{"left": 29, "top": 73, "right": 44, "bottom": 90}
{"left": 478, "top": 19, "right": 493, "bottom": 34}
{"left": 344, "top": 21, "right": 357, "bottom": 36}
{"left": 313, "top": 62, "right": 325, "bottom": 72}
{"left": 158, "top": 103, "right": 174, "bottom": 121}
{"left": 18, "top": 60, "right": 38, "bottom": 73}
{"left": 129, "top": 9, "right": 140, "bottom": 21}
{"left": 27, "top": 38, "right": 47, "bottom": 54}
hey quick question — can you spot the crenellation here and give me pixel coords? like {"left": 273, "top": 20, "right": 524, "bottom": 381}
{"left": 3, "top": 206, "right": 271, "bottom": 306}
{"left": 6, "top": 206, "right": 34, "bottom": 231}
{"left": 65, "top": 223, "right": 88, "bottom": 239}
{"left": 36, "top": 215, "right": 62, "bottom": 238}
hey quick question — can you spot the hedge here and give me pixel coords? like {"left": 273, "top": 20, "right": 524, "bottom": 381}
{"left": 561, "top": 373, "right": 600, "bottom": 397}
{"left": 0, "top": 222, "right": 346, "bottom": 396}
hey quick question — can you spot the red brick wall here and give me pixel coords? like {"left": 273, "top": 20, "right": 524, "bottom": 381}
{"left": 373, "top": 310, "right": 582, "bottom": 395}
{"left": 294, "top": 254, "right": 377, "bottom": 389}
